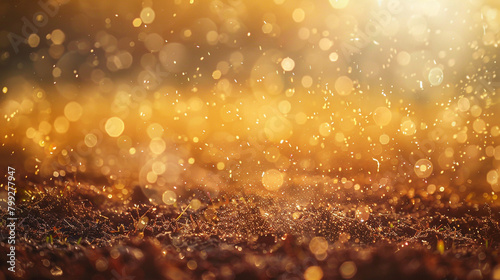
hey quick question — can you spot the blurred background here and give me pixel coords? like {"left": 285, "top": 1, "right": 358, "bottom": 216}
{"left": 0, "top": 0, "right": 499, "bottom": 203}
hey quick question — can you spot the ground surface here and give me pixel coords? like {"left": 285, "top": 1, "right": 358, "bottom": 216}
{"left": 1, "top": 179, "right": 500, "bottom": 280}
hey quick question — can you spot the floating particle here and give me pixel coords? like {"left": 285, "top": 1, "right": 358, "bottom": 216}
{"left": 470, "top": 105, "right": 482, "bottom": 117}
{"left": 38, "top": 121, "right": 51, "bottom": 135}
{"left": 140, "top": 7, "right": 155, "bottom": 24}
{"left": 183, "top": 29, "right": 192, "bottom": 38}
{"left": 319, "top": 122, "right": 331, "bottom": 137}
{"left": 206, "top": 30, "right": 219, "bottom": 44}
{"left": 34, "top": 13, "right": 45, "bottom": 24}
{"left": 105, "top": 117, "right": 125, "bottom": 137}
{"left": 26, "top": 127, "right": 36, "bottom": 139}
{"left": 457, "top": 97, "right": 470, "bottom": 112}
{"left": 473, "top": 119, "right": 486, "bottom": 133}
{"left": 379, "top": 134, "right": 390, "bottom": 145}
{"left": 292, "top": 8, "right": 305, "bottom": 23}
{"left": 487, "top": 170, "right": 498, "bottom": 185}
{"left": 217, "top": 162, "right": 225, "bottom": 170}
{"left": 144, "top": 33, "right": 164, "bottom": 52}
{"left": 132, "top": 18, "right": 142, "bottom": 27}
{"left": 152, "top": 161, "right": 166, "bottom": 175}
{"left": 262, "top": 169, "right": 284, "bottom": 191}
{"left": 50, "top": 29, "right": 65, "bottom": 45}
{"left": 278, "top": 100, "right": 292, "bottom": 114}
{"left": 28, "top": 34, "right": 40, "bottom": 48}
{"left": 212, "top": 70, "right": 222, "bottom": 79}
{"left": 397, "top": 51, "right": 411, "bottom": 66}
{"left": 190, "top": 199, "right": 202, "bottom": 210}
{"left": 147, "top": 171, "right": 157, "bottom": 183}
{"left": 187, "top": 260, "right": 197, "bottom": 270}
{"left": 302, "top": 75, "right": 313, "bottom": 88}
{"left": 95, "top": 258, "right": 108, "bottom": 271}
{"left": 64, "top": 102, "right": 83, "bottom": 122}
{"left": 304, "top": 266, "right": 323, "bottom": 280}
{"left": 319, "top": 38, "right": 333, "bottom": 51}
{"left": 401, "top": 119, "right": 416, "bottom": 135}
{"left": 339, "top": 261, "right": 357, "bottom": 279}
{"left": 335, "top": 76, "right": 353, "bottom": 96}
{"left": 309, "top": 236, "right": 328, "bottom": 255}
{"left": 147, "top": 123, "right": 164, "bottom": 139}
{"left": 54, "top": 116, "right": 70, "bottom": 134}
{"left": 162, "top": 190, "right": 177, "bottom": 205}
{"left": 427, "top": 184, "right": 437, "bottom": 194}
{"left": 450, "top": 194, "right": 460, "bottom": 205}
{"left": 492, "top": 126, "right": 500, "bottom": 137}
{"left": 335, "top": 132, "right": 345, "bottom": 142}
{"left": 428, "top": 67, "right": 444, "bottom": 86}
{"left": 281, "top": 57, "right": 295, "bottom": 72}
{"left": 298, "top": 27, "right": 310, "bottom": 40}
{"left": 159, "top": 43, "right": 188, "bottom": 72}
{"left": 84, "top": 133, "right": 98, "bottom": 148}
{"left": 329, "top": 52, "right": 339, "bottom": 62}
{"left": 355, "top": 206, "right": 370, "bottom": 222}
{"left": 373, "top": 107, "right": 392, "bottom": 126}
{"left": 414, "top": 159, "right": 433, "bottom": 178}
{"left": 444, "top": 148, "right": 454, "bottom": 158}
{"left": 35, "top": 90, "right": 44, "bottom": 99}
{"left": 52, "top": 67, "right": 62, "bottom": 78}
{"left": 262, "top": 22, "right": 273, "bottom": 34}
{"left": 149, "top": 137, "right": 166, "bottom": 155}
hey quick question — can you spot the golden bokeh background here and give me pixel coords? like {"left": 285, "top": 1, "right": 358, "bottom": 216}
{"left": 1, "top": 0, "right": 500, "bottom": 202}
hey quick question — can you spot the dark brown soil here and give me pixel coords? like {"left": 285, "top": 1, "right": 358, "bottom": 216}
{"left": 1, "top": 179, "right": 499, "bottom": 280}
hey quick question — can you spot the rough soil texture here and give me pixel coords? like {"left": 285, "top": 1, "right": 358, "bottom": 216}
{"left": 1, "top": 180, "right": 500, "bottom": 280}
